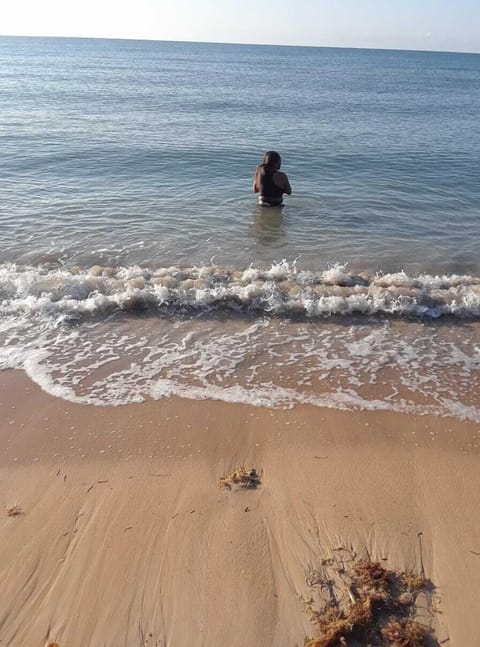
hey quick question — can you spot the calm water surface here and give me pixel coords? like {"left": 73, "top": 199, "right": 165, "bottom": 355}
{"left": 1, "top": 36, "right": 479, "bottom": 273}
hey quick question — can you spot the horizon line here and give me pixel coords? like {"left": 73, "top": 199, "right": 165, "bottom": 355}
{"left": 1, "top": 33, "right": 479, "bottom": 57}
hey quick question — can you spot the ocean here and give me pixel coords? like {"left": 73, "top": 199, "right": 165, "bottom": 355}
{"left": 1, "top": 36, "right": 479, "bottom": 419}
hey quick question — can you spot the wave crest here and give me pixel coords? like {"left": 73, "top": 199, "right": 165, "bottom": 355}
{"left": 1, "top": 261, "right": 480, "bottom": 320}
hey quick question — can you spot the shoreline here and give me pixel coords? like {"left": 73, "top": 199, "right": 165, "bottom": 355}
{"left": 1, "top": 369, "right": 479, "bottom": 645}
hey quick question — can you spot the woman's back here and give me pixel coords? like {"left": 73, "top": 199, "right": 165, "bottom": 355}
{"left": 253, "top": 151, "right": 292, "bottom": 206}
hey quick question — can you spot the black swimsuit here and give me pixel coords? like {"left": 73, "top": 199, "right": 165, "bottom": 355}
{"left": 259, "top": 170, "right": 284, "bottom": 206}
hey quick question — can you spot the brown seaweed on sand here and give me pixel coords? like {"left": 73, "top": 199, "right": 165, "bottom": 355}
{"left": 301, "top": 555, "right": 437, "bottom": 647}
{"left": 218, "top": 467, "right": 261, "bottom": 490}
{"left": 381, "top": 618, "right": 430, "bottom": 646}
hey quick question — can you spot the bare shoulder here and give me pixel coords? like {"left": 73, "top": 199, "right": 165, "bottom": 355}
{"left": 273, "top": 170, "right": 292, "bottom": 193}
{"left": 273, "top": 170, "right": 287, "bottom": 185}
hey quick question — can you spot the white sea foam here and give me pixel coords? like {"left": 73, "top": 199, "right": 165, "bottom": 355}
{"left": 0, "top": 313, "right": 478, "bottom": 422}
{"left": 1, "top": 261, "right": 480, "bottom": 321}
{"left": 1, "top": 262, "right": 479, "bottom": 421}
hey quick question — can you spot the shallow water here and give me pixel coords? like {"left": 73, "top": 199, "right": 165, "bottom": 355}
{"left": 2, "top": 306, "right": 479, "bottom": 420}
{"left": 1, "top": 37, "right": 479, "bottom": 273}
{"left": 1, "top": 37, "right": 479, "bottom": 418}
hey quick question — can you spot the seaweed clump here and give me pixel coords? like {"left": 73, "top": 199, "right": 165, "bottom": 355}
{"left": 218, "top": 467, "right": 261, "bottom": 490}
{"left": 301, "top": 552, "right": 437, "bottom": 647}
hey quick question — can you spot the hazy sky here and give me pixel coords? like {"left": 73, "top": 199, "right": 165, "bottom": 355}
{"left": 1, "top": 0, "right": 479, "bottom": 53}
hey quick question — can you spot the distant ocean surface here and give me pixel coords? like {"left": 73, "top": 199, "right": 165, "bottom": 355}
{"left": 1, "top": 36, "right": 479, "bottom": 419}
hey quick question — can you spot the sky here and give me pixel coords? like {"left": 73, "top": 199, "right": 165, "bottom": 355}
{"left": 1, "top": 0, "right": 479, "bottom": 53}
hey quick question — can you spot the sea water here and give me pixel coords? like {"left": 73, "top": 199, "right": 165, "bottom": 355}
{"left": 1, "top": 37, "right": 479, "bottom": 419}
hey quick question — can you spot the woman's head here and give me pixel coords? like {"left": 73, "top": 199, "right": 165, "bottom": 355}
{"left": 262, "top": 151, "right": 281, "bottom": 171}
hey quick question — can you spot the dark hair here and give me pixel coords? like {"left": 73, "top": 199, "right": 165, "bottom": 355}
{"left": 258, "top": 151, "right": 281, "bottom": 180}
{"left": 263, "top": 150, "right": 281, "bottom": 169}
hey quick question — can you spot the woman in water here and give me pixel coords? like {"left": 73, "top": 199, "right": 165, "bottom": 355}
{"left": 253, "top": 151, "right": 291, "bottom": 206}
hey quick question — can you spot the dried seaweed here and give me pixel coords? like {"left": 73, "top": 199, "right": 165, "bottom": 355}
{"left": 381, "top": 618, "right": 430, "bottom": 646}
{"left": 300, "top": 554, "right": 438, "bottom": 647}
{"left": 218, "top": 467, "right": 261, "bottom": 490}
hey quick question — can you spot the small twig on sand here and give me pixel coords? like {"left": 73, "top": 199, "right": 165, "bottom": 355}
{"left": 417, "top": 532, "right": 425, "bottom": 579}
{"left": 74, "top": 512, "right": 85, "bottom": 529}
{"left": 7, "top": 505, "right": 23, "bottom": 517}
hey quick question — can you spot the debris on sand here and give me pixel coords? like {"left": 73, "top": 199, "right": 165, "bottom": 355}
{"left": 218, "top": 467, "right": 261, "bottom": 491}
{"left": 7, "top": 505, "right": 23, "bottom": 517}
{"left": 381, "top": 617, "right": 430, "bottom": 645}
{"left": 301, "top": 552, "right": 437, "bottom": 647}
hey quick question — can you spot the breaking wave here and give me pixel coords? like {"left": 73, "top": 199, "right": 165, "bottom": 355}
{"left": 1, "top": 261, "right": 480, "bottom": 321}
{"left": 2, "top": 261, "right": 479, "bottom": 421}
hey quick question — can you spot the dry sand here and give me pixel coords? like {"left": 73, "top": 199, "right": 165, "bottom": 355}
{"left": 1, "top": 368, "right": 479, "bottom": 646}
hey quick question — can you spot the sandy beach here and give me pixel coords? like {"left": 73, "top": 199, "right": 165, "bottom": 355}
{"left": 2, "top": 30, "right": 480, "bottom": 647}
{"left": 0, "top": 369, "right": 479, "bottom": 646}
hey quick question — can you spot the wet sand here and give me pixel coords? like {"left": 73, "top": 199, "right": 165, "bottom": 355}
{"left": 1, "top": 368, "right": 479, "bottom": 646}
